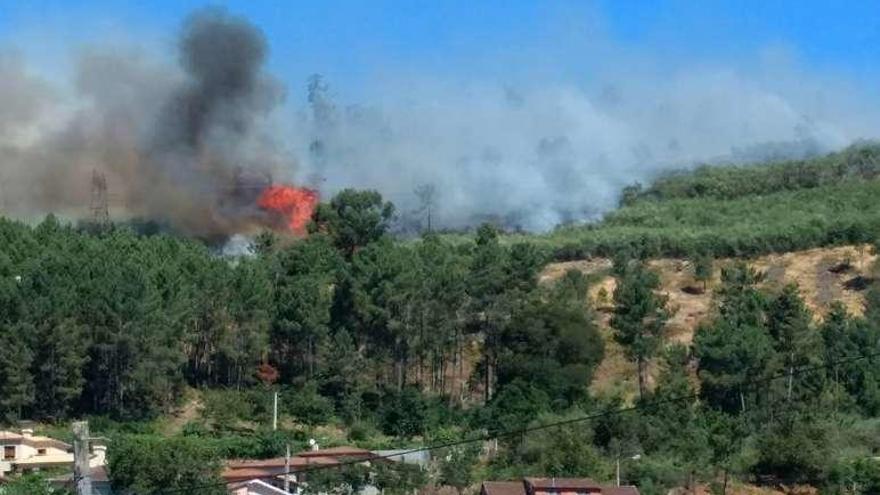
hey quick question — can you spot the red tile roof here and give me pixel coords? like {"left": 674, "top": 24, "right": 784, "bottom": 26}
{"left": 603, "top": 487, "right": 640, "bottom": 495}
{"left": 227, "top": 456, "right": 339, "bottom": 470}
{"left": 482, "top": 479, "right": 640, "bottom": 495}
{"left": 482, "top": 481, "right": 526, "bottom": 495}
{"left": 525, "top": 477, "right": 604, "bottom": 491}
{"left": 297, "top": 446, "right": 376, "bottom": 458}
{"left": 222, "top": 446, "right": 372, "bottom": 483}
{"left": 221, "top": 466, "right": 285, "bottom": 483}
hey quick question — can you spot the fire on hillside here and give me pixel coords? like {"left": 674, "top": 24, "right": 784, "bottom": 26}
{"left": 257, "top": 185, "right": 319, "bottom": 235}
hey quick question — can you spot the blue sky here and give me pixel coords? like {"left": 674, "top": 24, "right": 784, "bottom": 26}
{"left": 1, "top": 0, "right": 878, "bottom": 97}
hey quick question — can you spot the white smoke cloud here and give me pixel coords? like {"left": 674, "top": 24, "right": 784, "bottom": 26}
{"left": 290, "top": 65, "right": 879, "bottom": 231}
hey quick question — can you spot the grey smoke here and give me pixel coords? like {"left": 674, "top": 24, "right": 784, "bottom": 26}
{"left": 0, "top": 7, "right": 287, "bottom": 239}
{"left": 1, "top": 10, "right": 879, "bottom": 235}
{"left": 292, "top": 70, "right": 878, "bottom": 231}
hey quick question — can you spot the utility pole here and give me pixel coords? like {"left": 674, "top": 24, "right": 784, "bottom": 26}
{"left": 284, "top": 444, "right": 291, "bottom": 493}
{"left": 72, "top": 421, "right": 92, "bottom": 495}
{"left": 273, "top": 391, "right": 279, "bottom": 431}
{"left": 616, "top": 456, "right": 620, "bottom": 487}
{"left": 616, "top": 450, "right": 641, "bottom": 487}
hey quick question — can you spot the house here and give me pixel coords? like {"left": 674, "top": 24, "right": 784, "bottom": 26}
{"left": 0, "top": 429, "right": 73, "bottom": 477}
{"left": 221, "top": 445, "right": 392, "bottom": 493}
{"left": 481, "top": 478, "right": 639, "bottom": 495}
{"left": 222, "top": 455, "right": 341, "bottom": 484}
{"left": 229, "top": 478, "right": 294, "bottom": 495}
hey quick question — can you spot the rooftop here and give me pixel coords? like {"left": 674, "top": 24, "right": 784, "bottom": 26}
{"left": 482, "top": 479, "right": 640, "bottom": 495}
{"left": 525, "top": 478, "right": 604, "bottom": 491}
{"left": 482, "top": 481, "right": 528, "bottom": 495}
{"left": 296, "top": 446, "right": 376, "bottom": 458}
{"left": 222, "top": 445, "right": 376, "bottom": 483}
{"left": 0, "top": 430, "right": 71, "bottom": 451}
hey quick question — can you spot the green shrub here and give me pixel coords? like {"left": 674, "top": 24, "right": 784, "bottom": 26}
{"left": 377, "top": 387, "right": 428, "bottom": 438}
{"left": 280, "top": 382, "right": 335, "bottom": 426}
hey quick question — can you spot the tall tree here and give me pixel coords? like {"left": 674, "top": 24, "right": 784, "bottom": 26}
{"left": 413, "top": 233, "right": 468, "bottom": 396}
{"left": 639, "top": 344, "right": 709, "bottom": 490}
{"left": 349, "top": 238, "right": 419, "bottom": 389}
{"left": 34, "top": 319, "right": 88, "bottom": 420}
{"left": 0, "top": 324, "right": 35, "bottom": 421}
{"left": 611, "top": 259, "right": 669, "bottom": 398}
{"left": 766, "top": 284, "right": 823, "bottom": 400}
{"left": 319, "top": 329, "right": 368, "bottom": 421}
{"left": 821, "top": 303, "right": 880, "bottom": 414}
{"left": 271, "top": 234, "right": 342, "bottom": 381}
{"left": 311, "top": 189, "right": 395, "bottom": 258}
{"left": 467, "top": 224, "right": 511, "bottom": 402}
{"left": 694, "top": 264, "right": 775, "bottom": 413}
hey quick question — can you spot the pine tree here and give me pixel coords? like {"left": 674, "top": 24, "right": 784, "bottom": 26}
{"left": 611, "top": 260, "right": 669, "bottom": 398}
{"left": 319, "top": 329, "right": 368, "bottom": 421}
{"left": 468, "top": 224, "right": 510, "bottom": 402}
{"left": 694, "top": 264, "right": 775, "bottom": 413}
{"left": 271, "top": 234, "right": 342, "bottom": 381}
{"left": 821, "top": 303, "right": 880, "bottom": 414}
{"left": 0, "top": 325, "right": 35, "bottom": 421}
{"left": 35, "top": 319, "right": 88, "bottom": 420}
{"left": 693, "top": 253, "right": 713, "bottom": 292}
{"left": 766, "top": 284, "right": 823, "bottom": 401}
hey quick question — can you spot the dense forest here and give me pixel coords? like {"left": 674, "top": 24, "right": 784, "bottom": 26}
{"left": 5, "top": 147, "right": 880, "bottom": 494}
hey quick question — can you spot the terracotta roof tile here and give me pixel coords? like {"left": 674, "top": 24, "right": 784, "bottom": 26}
{"left": 485, "top": 479, "right": 640, "bottom": 495}
{"left": 227, "top": 456, "right": 339, "bottom": 469}
{"left": 482, "top": 481, "right": 526, "bottom": 495}
{"left": 297, "top": 446, "right": 375, "bottom": 458}
{"left": 525, "top": 478, "right": 603, "bottom": 491}
{"left": 604, "top": 487, "right": 640, "bottom": 495}
{"left": 222, "top": 466, "right": 285, "bottom": 482}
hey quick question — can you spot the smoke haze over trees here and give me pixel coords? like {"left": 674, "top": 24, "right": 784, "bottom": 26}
{"left": 1, "top": 6, "right": 880, "bottom": 234}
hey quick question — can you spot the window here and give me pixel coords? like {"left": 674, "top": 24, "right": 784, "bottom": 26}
{"left": 3, "top": 445, "right": 14, "bottom": 460}
{"left": 37, "top": 448, "right": 46, "bottom": 455}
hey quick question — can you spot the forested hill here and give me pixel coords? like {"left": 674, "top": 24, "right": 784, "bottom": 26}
{"left": 510, "top": 142, "right": 880, "bottom": 261}
{"left": 623, "top": 142, "right": 880, "bottom": 203}
{"left": 4, "top": 146, "right": 880, "bottom": 494}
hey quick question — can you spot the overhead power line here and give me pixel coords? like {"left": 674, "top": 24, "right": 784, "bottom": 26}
{"left": 145, "top": 348, "right": 880, "bottom": 495}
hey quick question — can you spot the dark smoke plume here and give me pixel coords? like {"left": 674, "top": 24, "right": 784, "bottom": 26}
{"left": 0, "top": 7, "right": 289, "bottom": 239}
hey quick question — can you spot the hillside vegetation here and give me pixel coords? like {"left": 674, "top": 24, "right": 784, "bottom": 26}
{"left": 6, "top": 146, "right": 880, "bottom": 494}
{"left": 506, "top": 143, "right": 880, "bottom": 260}
{"left": 541, "top": 244, "right": 877, "bottom": 399}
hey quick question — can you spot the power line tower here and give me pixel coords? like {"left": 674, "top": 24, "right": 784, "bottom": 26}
{"left": 90, "top": 169, "right": 110, "bottom": 227}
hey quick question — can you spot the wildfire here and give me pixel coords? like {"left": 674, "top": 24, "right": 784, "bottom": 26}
{"left": 257, "top": 185, "right": 319, "bottom": 235}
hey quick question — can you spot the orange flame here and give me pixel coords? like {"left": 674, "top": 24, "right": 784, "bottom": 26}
{"left": 257, "top": 185, "right": 319, "bottom": 235}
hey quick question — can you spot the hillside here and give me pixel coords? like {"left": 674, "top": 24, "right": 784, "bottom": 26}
{"left": 541, "top": 244, "right": 876, "bottom": 399}
{"left": 493, "top": 143, "right": 880, "bottom": 261}
{"left": 4, "top": 146, "right": 880, "bottom": 495}
{"left": 524, "top": 144, "right": 880, "bottom": 403}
